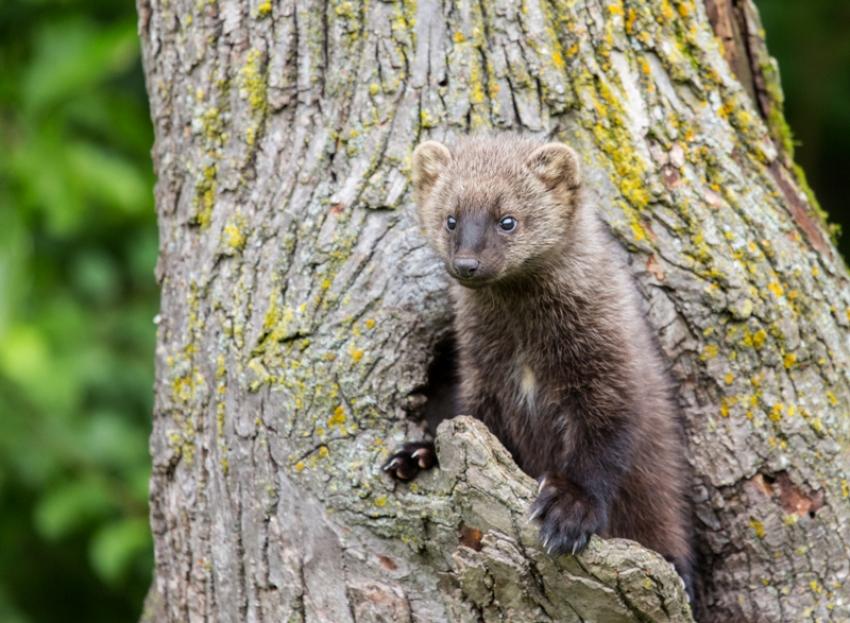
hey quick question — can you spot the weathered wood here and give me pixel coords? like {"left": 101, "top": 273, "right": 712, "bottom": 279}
{"left": 138, "top": 0, "right": 850, "bottom": 620}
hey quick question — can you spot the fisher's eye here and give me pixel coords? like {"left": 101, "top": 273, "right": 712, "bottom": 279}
{"left": 446, "top": 215, "right": 457, "bottom": 231}
{"left": 498, "top": 216, "right": 518, "bottom": 232}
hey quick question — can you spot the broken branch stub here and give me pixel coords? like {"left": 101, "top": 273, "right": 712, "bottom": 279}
{"left": 432, "top": 416, "right": 694, "bottom": 622}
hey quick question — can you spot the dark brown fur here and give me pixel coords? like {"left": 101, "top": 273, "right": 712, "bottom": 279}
{"left": 384, "top": 136, "right": 694, "bottom": 600}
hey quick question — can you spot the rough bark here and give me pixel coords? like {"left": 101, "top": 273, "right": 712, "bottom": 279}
{"left": 137, "top": 0, "right": 850, "bottom": 621}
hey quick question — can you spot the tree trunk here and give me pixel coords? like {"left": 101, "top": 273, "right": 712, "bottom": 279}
{"left": 137, "top": 0, "right": 850, "bottom": 621}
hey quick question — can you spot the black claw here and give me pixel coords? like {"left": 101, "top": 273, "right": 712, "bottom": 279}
{"left": 529, "top": 472, "right": 605, "bottom": 557}
{"left": 382, "top": 441, "right": 437, "bottom": 481}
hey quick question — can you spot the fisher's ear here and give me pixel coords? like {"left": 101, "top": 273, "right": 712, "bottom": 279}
{"left": 412, "top": 141, "right": 452, "bottom": 202}
{"left": 525, "top": 143, "right": 581, "bottom": 191}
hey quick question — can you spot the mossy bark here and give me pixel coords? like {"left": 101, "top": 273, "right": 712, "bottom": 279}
{"left": 137, "top": 0, "right": 850, "bottom": 621}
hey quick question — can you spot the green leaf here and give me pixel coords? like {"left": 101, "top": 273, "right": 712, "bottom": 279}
{"left": 65, "top": 140, "right": 151, "bottom": 216}
{"left": 0, "top": 319, "right": 82, "bottom": 414}
{"left": 34, "top": 477, "right": 114, "bottom": 540}
{"left": 0, "top": 324, "right": 50, "bottom": 389}
{"left": 80, "top": 410, "right": 148, "bottom": 470}
{"left": 0, "top": 0, "right": 156, "bottom": 618}
{"left": 72, "top": 251, "right": 120, "bottom": 305}
{"left": 22, "top": 17, "right": 139, "bottom": 114}
{"left": 89, "top": 517, "right": 151, "bottom": 584}
{"left": 9, "top": 122, "right": 87, "bottom": 233}
{"left": 0, "top": 584, "right": 30, "bottom": 623}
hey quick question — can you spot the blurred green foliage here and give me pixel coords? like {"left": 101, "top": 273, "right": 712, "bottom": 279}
{"left": 0, "top": 0, "right": 846, "bottom": 621}
{"left": 758, "top": 0, "right": 850, "bottom": 258}
{"left": 0, "top": 1, "right": 156, "bottom": 621}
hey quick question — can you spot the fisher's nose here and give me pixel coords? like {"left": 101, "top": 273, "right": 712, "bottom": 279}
{"left": 453, "top": 257, "right": 480, "bottom": 278}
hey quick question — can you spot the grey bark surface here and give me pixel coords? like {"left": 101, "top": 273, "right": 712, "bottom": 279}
{"left": 137, "top": 0, "right": 850, "bottom": 621}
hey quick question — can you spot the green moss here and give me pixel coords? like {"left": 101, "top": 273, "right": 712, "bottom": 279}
{"left": 767, "top": 103, "right": 795, "bottom": 158}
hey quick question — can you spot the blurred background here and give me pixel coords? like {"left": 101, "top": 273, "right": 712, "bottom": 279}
{"left": 0, "top": 1, "right": 155, "bottom": 621}
{"left": 0, "top": 0, "right": 847, "bottom": 621}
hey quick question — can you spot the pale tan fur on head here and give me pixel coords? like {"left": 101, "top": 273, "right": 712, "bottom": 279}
{"left": 410, "top": 136, "right": 583, "bottom": 286}
{"left": 525, "top": 143, "right": 581, "bottom": 191}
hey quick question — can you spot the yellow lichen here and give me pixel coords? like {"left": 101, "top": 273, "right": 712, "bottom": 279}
{"left": 419, "top": 109, "right": 436, "bottom": 129}
{"left": 334, "top": 1, "right": 355, "bottom": 18}
{"left": 172, "top": 375, "right": 195, "bottom": 403}
{"left": 240, "top": 49, "right": 267, "bottom": 112}
{"left": 701, "top": 343, "right": 718, "bottom": 361}
{"left": 224, "top": 223, "right": 246, "bottom": 251}
{"left": 551, "top": 50, "right": 565, "bottom": 69}
{"left": 750, "top": 518, "right": 766, "bottom": 539}
{"left": 783, "top": 353, "right": 797, "bottom": 369}
{"left": 469, "top": 59, "right": 486, "bottom": 106}
{"left": 328, "top": 405, "right": 346, "bottom": 427}
{"left": 629, "top": 217, "right": 647, "bottom": 242}
{"left": 194, "top": 165, "right": 218, "bottom": 228}
{"left": 199, "top": 107, "right": 223, "bottom": 143}
{"left": 767, "top": 281, "right": 785, "bottom": 298}
{"left": 263, "top": 295, "right": 280, "bottom": 331}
